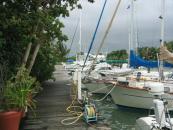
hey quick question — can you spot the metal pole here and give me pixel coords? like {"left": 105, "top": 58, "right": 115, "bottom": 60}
{"left": 79, "top": 9, "right": 82, "bottom": 53}
{"left": 128, "top": 0, "right": 134, "bottom": 67}
{"left": 130, "top": 0, "right": 134, "bottom": 50}
{"left": 159, "top": 0, "right": 165, "bottom": 81}
{"left": 128, "top": 30, "right": 131, "bottom": 66}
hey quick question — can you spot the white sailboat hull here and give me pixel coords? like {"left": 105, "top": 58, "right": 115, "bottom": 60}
{"left": 110, "top": 84, "right": 173, "bottom": 110}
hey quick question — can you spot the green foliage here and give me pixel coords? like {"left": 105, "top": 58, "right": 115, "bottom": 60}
{"left": 165, "top": 41, "right": 173, "bottom": 52}
{"left": 107, "top": 49, "right": 128, "bottom": 60}
{"left": 138, "top": 47, "right": 159, "bottom": 60}
{"left": 55, "top": 41, "right": 70, "bottom": 62}
{"left": 1, "top": 67, "right": 41, "bottom": 111}
{"left": 67, "top": 56, "right": 76, "bottom": 61}
{"left": 30, "top": 39, "right": 71, "bottom": 81}
{"left": 31, "top": 43, "right": 57, "bottom": 81}
{"left": 0, "top": 0, "right": 84, "bottom": 82}
{"left": 106, "top": 41, "right": 173, "bottom": 61}
{"left": 138, "top": 41, "right": 173, "bottom": 60}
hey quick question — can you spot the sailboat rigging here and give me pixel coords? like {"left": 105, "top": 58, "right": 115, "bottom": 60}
{"left": 129, "top": 0, "right": 173, "bottom": 69}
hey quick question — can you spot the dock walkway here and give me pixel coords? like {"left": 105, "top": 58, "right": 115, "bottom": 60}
{"left": 23, "top": 65, "right": 95, "bottom": 130}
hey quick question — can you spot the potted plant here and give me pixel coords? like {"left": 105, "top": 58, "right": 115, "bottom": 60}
{"left": 0, "top": 67, "right": 40, "bottom": 130}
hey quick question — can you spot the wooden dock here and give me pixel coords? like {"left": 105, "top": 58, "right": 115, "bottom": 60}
{"left": 22, "top": 65, "right": 106, "bottom": 130}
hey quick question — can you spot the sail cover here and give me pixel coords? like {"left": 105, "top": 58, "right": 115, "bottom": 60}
{"left": 130, "top": 50, "right": 173, "bottom": 68}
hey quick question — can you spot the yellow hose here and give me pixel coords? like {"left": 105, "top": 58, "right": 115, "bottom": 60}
{"left": 61, "top": 83, "right": 83, "bottom": 125}
{"left": 61, "top": 83, "right": 97, "bottom": 125}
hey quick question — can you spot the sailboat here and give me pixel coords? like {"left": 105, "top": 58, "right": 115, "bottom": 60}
{"left": 64, "top": 8, "right": 93, "bottom": 75}
{"left": 109, "top": 0, "right": 173, "bottom": 110}
{"left": 82, "top": 0, "right": 135, "bottom": 94}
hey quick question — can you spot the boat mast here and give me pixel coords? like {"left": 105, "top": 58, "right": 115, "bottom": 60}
{"left": 128, "top": 0, "right": 134, "bottom": 65}
{"left": 161, "top": 0, "right": 165, "bottom": 46}
{"left": 159, "top": 0, "right": 165, "bottom": 80}
{"left": 77, "top": 8, "right": 82, "bottom": 62}
{"left": 135, "top": 19, "right": 139, "bottom": 55}
{"left": 128, "top": 31, "right": 131, "bottom": 65}
{"left": 79, "top": 8, "right": 82, "bottom": 53}
{"left": 131, "top": 0, "right": 134, "bottom": 50}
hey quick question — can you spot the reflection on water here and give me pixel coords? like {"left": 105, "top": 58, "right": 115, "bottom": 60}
{"left": 93, "top": 95, "right": 149, "bottom": 130}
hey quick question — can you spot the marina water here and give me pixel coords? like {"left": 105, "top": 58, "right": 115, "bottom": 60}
{"left": 95, "top": 95, "right": 151, "bottom": 130}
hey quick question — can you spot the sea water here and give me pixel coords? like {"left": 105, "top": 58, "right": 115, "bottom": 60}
{"left": 94, "top": 95, "right": 150, "bottom": 130}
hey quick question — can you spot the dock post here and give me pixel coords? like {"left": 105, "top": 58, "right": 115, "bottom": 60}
{"left": 73, "top": 70, "right": 78, "bottom": 85}
{"left": 77, "top": 69, "right": 82, "bottom": 100}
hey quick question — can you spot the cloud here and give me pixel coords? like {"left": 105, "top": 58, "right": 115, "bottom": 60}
{"left": 61, "top": 0, "right": 173, "bottom": 55}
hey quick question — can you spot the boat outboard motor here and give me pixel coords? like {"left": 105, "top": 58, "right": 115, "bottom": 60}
{"left": 135, "top": 82, "right": 173, "bottom": 130}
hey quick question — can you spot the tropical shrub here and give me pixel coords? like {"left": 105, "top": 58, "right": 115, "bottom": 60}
{"left": 1, "top": 67, "right": 41, "bottom": 111}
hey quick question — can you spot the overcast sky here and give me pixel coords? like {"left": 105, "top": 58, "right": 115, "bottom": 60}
{"left": 61, "top": 0, "right": 173, "bottom": 55}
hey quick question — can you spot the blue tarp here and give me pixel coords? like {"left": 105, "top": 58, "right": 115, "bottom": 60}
{"left": 66, "top": 59, "right": 74, "bottom": 63}
{"left": 130, "top": 50, "right": 173, "bottom": 68}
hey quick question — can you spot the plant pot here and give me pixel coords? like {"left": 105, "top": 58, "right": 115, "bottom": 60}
{"left": 0, "top": 111, "right": 22, "bottom": 130}
{"left": 21, "top": 111, "right": 26, "bottom": 118}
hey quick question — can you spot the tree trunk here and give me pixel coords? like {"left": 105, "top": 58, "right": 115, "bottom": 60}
{"left": 22, "top": 42, "right": 32, "bottom": 67}
{"left": 28, "top": 43, "right": 41, "bottom": 73}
